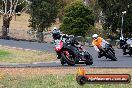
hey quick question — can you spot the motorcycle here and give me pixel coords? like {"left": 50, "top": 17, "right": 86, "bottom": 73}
{"left": 99, "top": 44, "right": 117, "bottom": 61}
{"left": 54, "top": 38, "right": 93, "bottom": 66}
{"left": 119, "top": 38, "right": 128, "bottom": 49}
{"left": 122, "top": 38, "right": 132, "bottom": 56}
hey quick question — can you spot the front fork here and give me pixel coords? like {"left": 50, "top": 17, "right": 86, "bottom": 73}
{"left": 56, "top": 52, "right": 61, "bottom": 59}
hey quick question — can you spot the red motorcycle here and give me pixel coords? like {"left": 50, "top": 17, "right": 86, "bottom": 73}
{"left": 54, "top": 39, "right": 93, "bottom": 66}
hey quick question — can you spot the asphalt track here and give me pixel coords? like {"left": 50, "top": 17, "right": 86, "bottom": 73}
{"left": 0, "top": 39, "right": 131, "bottom": 68}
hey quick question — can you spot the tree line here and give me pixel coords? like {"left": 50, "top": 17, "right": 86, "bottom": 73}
{"left": 0, "top": 0, "right": 131, "bottom": 41}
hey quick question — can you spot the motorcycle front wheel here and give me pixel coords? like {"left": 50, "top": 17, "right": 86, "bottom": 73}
{"left": 107, "top": 51, "right": 117, "bottom": 61}
{"left": 60, "top": 58, "right": 66, "bottom": 66}
{"left": 61, "top": 52, "right": 75, "bottom": 66}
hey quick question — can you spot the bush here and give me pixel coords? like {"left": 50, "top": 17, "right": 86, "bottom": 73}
{"left": 60, "top": 1, "right": 95, "bottom": 37}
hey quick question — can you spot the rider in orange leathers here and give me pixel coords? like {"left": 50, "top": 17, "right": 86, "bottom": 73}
{"left": 92, "top": 34, "right": 110, "bottom": 58}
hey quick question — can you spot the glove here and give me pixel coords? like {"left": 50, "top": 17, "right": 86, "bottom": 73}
{"left": 94, "top": 46, "right": 100, "bottom": 52}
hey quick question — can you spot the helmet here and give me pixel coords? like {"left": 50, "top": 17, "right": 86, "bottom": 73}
{"left": 52, "top": 27, "right": 61, "bottom": 40}
{"left": 92, "top": 34, "right": 98, "bottom": 39}
{"left": 52, "top": 27, "right": 57, "bottom": 30}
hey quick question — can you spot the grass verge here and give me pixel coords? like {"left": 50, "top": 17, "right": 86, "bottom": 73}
{"left": 0, "top": 46, "right": 56, "bottom": 63}
{"left": 0, "top": 68, "right": 131, "bottom": 88}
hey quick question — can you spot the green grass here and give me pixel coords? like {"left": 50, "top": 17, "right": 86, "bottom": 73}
{"left": 0, "top": 47, "right": 56, "bottom": 63}
{"left": 0, "top": 74, "right": 131, "bottom": 88}
{"left": 0, "top": 50, "right": 13, "bottom": 61}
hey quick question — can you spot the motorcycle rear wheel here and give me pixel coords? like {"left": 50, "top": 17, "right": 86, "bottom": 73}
{"left": 84, "top": 52, "right": 93, "bottom": 65}
{"left": 129, "top": 49, "right": 132, "bottom": 56}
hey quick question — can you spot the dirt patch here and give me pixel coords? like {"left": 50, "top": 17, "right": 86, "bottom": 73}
{"left": 0, "top": 13, "right": 30, "bottom": 30}
{"left": 0, "top": 68, "right": 132, "bottom": 77}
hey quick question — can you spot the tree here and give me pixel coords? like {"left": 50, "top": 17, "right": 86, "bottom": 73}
{"left": 29, "top": 0, "right": 58, "bottom": 42}
{"left": 0, "top": 0, "right": 28, "bottom": 39}
{"left": 84, "top": 0, "right": 102, "bottom": 23}
{"left": 60, "top": 1, "right": 95, "bottom": 37}
{"left": 98, "top": 0, "right": 132, "bottom": 37}
{"left": 57, "top": 0, "right": 76, "bottom": 22}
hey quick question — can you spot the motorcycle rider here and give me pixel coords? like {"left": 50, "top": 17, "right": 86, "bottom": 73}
{"left": 52, "top": 27, "right": 62, "bottom": 40}
{"left": 119, "top": 36, "right": 127, "bottom": 49}
{"left": 52, "top": 27, "right": 81, "bottom": 59}
{"left": 92, "top": 34, "right": 110, "bottom": 58}
{"left": 52, "top": 27, "right": 65, "bottom": 59}
{"left": 122, "top": 38, "right": 130, "bottom": 55}
{"left": 52, "top": 27, "right": 72, "bottom": 42}
{"left": 52, "top": 27, "right": 80, "bottom": 47}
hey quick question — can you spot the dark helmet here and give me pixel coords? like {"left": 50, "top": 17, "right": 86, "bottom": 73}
{"left": 52, "top": 27, "right": 61, "bottom": 40}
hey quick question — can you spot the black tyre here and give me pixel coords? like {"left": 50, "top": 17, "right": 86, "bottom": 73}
{"left": 107, "top": 51, "right": 117, "bottom": 61}
{"left": 109, "top": 47, "right": 115, "bottom": 55}
{"left": 85, "top": 54, "right": 93, "bottom": 65}
{"left": 60, "top": 58, "right": 66, "bottom": 66}
{"left": 61, "top": 52, "right": 75, "bottom": 66}
{"left": 83, "top": 52, "right": 93, "bottom": 65}
{"left": 129, "top": 49, "right": 132, "bottom": 56}
{"left": 76, "top": 75, "right": 87, "bottom": 85}
{"left": 129, "top": 52, "right": 132, "bottom": 56}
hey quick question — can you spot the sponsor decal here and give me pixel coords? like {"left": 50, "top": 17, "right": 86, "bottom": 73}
{"left": 76, "top": 67, "right": 131, "bottom": 85}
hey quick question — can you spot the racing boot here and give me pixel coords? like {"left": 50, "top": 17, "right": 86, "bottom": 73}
{"left": 98, "top": 52, "right": 103, "bottom": 58}
{"left": 123, "top": 52, "right": 127, "bottom": 55}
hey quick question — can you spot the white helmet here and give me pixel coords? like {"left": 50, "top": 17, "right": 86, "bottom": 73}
{"left": 92, "top": 34, "right": 98, "bottom": 38}
{"left": 53, "top": 27, "right": 57, "bottom": 31}
{"left": 52, "top": 27, "right": 59, "bottom": 33}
